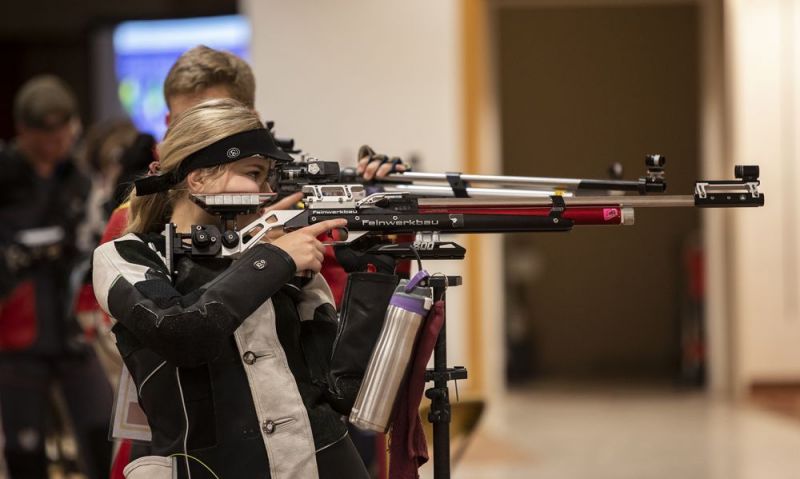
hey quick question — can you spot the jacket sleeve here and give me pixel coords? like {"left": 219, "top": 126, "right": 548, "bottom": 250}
{"left": 92, "top": 235, "right": 296, "bottom": 367}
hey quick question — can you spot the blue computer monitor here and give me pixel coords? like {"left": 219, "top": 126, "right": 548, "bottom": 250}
{"left": 113, "top": 15, "right": 251, "bottom": 140}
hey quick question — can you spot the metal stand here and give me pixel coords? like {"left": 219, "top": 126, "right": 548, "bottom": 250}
{"left": 424, "top": 275, "right": 467, "bottom": 479}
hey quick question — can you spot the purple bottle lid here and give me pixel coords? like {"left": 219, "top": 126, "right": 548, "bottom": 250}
{"left": 405, "top": 269, "right": 430, "bottom": 293}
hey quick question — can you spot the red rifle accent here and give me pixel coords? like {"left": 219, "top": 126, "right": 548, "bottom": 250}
{"left": 418, "top": 206, "right": 624, "bottom": 225}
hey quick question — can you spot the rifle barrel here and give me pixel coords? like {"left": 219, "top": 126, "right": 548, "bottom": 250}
{"left": 386, "top": 171, "right": 583, "bottom": 188}
{"left": 384, "top": 184, "right": 571, "bottom": 198}
{"left": 383, "top": 172, "right": 659, "bottom": 192}
{"left": 418, "top": 195, "right": 696, "bottom": 208}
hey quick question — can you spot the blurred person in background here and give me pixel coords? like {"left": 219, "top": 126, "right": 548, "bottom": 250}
{"left": 77, "top": 119, "right": 140, "bottom": 251}
{"left": 0, "top": 75, "right": 113, "bottom": 479}
{"left": 99, "top": 45, "right": 258, "bottom": 243}
{"left": 73, "top": 119, "right": 141, "bottom": 387}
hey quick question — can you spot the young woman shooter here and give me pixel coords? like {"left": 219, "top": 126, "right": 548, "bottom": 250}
{"left": 92, "top": 99, "right": 369, "bottom": 479}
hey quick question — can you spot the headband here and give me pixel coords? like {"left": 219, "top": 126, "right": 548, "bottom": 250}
{"left": 134, "top": 128, "right": 293, "bottom": 196}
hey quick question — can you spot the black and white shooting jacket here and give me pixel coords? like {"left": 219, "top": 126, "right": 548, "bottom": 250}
{"left": 93, "top": 232, "right": 346, "bottom": 478}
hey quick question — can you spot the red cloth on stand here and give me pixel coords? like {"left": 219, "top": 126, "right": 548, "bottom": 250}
{"left": 389, "top": 300, "right": 445, "bottom": 479}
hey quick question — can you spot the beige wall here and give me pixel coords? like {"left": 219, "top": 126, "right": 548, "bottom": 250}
{"left": 697, "top": 0, "right": 732, "bottom": 396}
{"left": 725, "top": 0, "right": 800, "bottom": 391}
{"left": 240, "top": 0, "right": 507, "bottom": 403}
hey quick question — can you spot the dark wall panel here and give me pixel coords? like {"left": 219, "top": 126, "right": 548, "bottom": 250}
{"left": 499, "top": 5, "right": 700, "bottom": 380}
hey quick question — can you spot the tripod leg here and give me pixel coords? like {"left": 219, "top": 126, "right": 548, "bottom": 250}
{"left": 428, "top": 288, "right": 451, "bottom": 479}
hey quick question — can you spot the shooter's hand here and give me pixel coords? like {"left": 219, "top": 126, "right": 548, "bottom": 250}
{"left": 271, "top": 219, "right": 348, "bottom": 273}
{"left": 356, "top": 145, "right": 408, "bottom": 181}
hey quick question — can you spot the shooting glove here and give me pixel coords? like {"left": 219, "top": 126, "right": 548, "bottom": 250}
{"left": 325, "top": 272, "right": 399, "bottom": 415}
{"left": 358, "top": 144, "right": 409, "bottom": 175}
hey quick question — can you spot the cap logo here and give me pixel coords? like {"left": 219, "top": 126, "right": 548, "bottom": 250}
{"left": 227, "top": 147, "right": 241, "bottom": 159}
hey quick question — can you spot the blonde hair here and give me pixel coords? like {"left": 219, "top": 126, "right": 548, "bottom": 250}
{"left": 125, "top": 98, "right": 263, "bottom": 234}
{"left": 164, "top": 45, "right": 256, "bottom": 109}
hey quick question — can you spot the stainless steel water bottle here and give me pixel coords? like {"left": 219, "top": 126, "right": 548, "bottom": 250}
{"left": 349, "top": 271, "right": 433, "bottom": 433}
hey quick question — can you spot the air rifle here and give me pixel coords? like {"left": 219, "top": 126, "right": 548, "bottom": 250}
{"left": 163, "top": 162, "right": 763, "bottom": 272}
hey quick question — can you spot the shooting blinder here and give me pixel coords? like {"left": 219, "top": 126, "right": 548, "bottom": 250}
{"left": 134, "top": 128, "right": 294, "bottom": 196}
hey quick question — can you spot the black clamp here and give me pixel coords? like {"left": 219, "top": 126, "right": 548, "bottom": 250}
{"left": 424, "top": 366, "right": 468, "bottom": 383}
{"left": 549, "top": 195, "right": 566, "bottom": 220}
{"left": 424, "top": 366, "right": 468, "bottom": 424}
{"left": 446, "top": 172, "right": 470, "bottom": 198}
{"left": 425, "top": 387, "right": 451, "bottom": 423}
